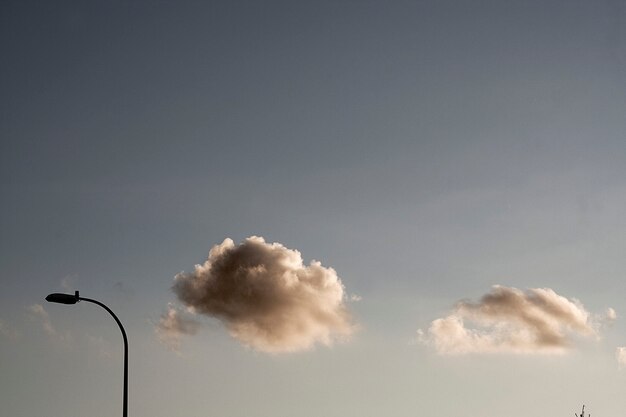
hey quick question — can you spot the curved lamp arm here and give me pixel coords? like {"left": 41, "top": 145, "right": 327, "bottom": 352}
{"left": 46, "top": 291, "right": 128, "bottom": 417}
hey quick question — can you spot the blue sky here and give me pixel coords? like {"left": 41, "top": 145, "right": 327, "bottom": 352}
{"left": 1, "top": 1, "right": 626, "bottom": 416}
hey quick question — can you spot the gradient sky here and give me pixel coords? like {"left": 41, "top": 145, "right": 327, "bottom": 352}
{"left": 2, "top": 1, "right": 626, "bottom": 416}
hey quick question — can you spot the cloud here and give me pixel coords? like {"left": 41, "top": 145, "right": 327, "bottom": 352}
{"left": 28, "top": 304, "right": 72, "bottom": 346}
{"left": 419, "top": 286, "right": 611, "bottom": 355}
{"left": 171, "top": 236, "right": 355, "bottom": 353}
{"left": 155, "top": 304, "right": 200, "bottom": 352}
{"left": 60, "top": 275, "right": 77, "bottom": 292}
{"left": 603, "top": 307, "right": 617, "bottom": 324}
{"left": 606, "top": 308, "right": 618, "bottom": 321}
{"left": 617, "top": 347, "right": 626, "bottom": 368}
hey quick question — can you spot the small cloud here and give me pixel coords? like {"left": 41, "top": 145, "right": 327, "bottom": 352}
{"left": 28, "top": 304, "right": 72, "bottom": 346}
{"left": 617, "top": 347, "right": 626, "bottom": 369}
{"left": 419, "top": 286, "right": 611, "bottom": 355}
{"left": 170, "top": 236, "right": 356, "bottom": 353}
{"left": 602, "top": 307, "right": 617, "bottom": 325}
{"left": 60, "top": 275, "right": 77, "bottom": 292}
{"left": 350, "top": 294, "right": 363, "bottom": 302}
{"left": 606, "top": 308, "right": 617, "bottom": 321}
{"left": 155, "top": 304, "right": 200, "bottom": 352}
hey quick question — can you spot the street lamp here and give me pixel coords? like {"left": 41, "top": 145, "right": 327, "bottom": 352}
{"left": 46, "top": 291, "right": 128, "bottom": 417}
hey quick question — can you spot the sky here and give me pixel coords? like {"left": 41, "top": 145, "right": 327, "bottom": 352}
{"left": 1, "top": 0, "right": 626, "bottom": 416}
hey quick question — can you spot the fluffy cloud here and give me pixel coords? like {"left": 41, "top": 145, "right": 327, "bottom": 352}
{"left": 155, "top": 304, "right": 200, "bottom": 352}
{"left": 617, "top": 347, "right": 626, "bottom": 368}
{"left": 420, "top": 286, "right": 611, "bottom": 355}
{"left": 170, "top": 236, "right": 354, "bottom": 353}
{"left": 604, "top": 307, "right": 617, "bottom": 322}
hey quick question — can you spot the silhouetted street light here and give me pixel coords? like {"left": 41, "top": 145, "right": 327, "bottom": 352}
{"left": 46, "top": 291, "right": 128, "bottom": 417}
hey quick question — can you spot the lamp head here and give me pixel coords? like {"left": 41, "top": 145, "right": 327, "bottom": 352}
{"left": 46, "top": 291, "right": 80, "bottom": 304}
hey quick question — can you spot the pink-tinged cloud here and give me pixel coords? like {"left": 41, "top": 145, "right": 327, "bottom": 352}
{"left": 419, "top": 286, "right": 612, "bottom": 355}
{"left": 170, "top": 236, "right": 355, "bottom": 353}
{"left": 155, "top": 304, "right": 200, "bottom": 352}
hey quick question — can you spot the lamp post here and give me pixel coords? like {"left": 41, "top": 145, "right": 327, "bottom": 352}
{"left": 46, "top": 291, "right": 128, "bottom": 417}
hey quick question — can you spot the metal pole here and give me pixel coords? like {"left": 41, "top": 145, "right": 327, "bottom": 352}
{"left": 78, "top": 294, "right": 128, "bottom": 417}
